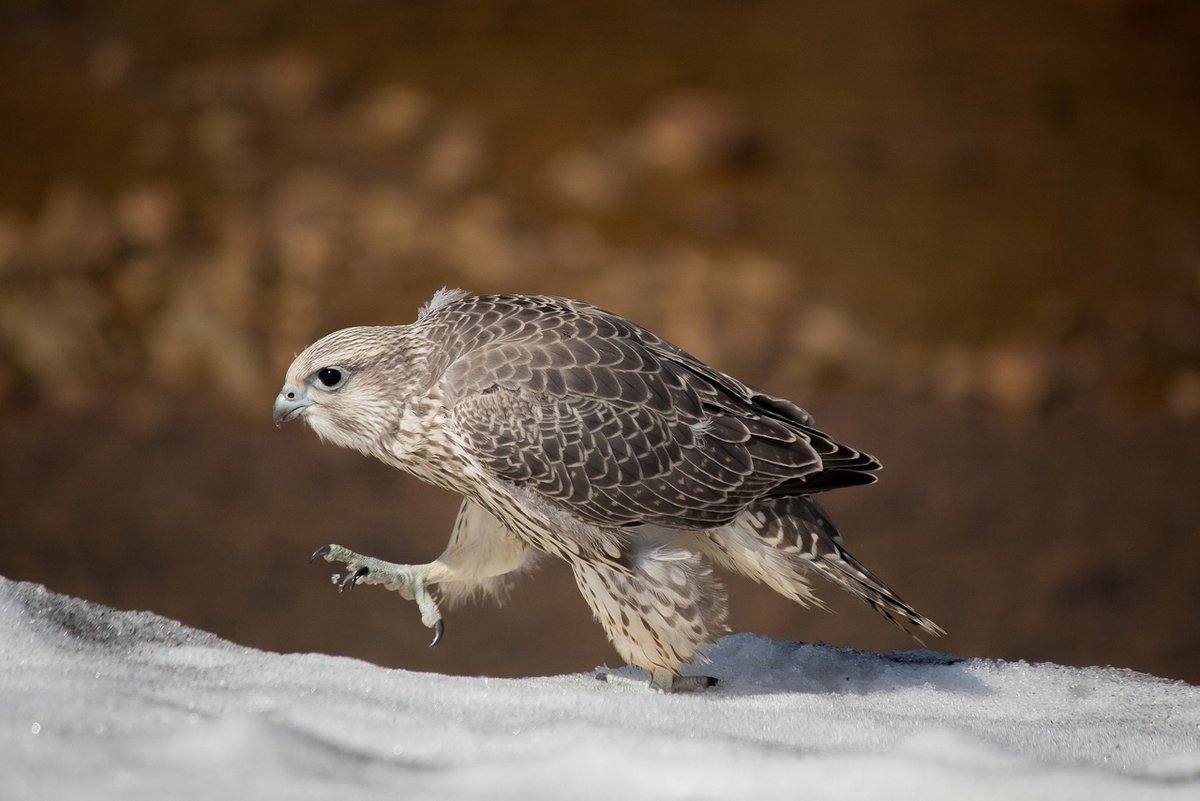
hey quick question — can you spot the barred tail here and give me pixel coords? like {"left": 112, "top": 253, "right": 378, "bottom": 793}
{"left": 709, "top": 496, "right": 945, "bottom": 642}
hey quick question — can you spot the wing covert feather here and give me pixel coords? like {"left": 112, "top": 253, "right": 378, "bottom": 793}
{"left": 432, "top": 295, "right": 877, "bottom": 529}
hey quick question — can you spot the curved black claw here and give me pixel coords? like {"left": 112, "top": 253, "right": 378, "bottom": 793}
{"left": 310, "top": 545, "right": 332, "bottom": 564}
{"left": 429, "top": 619, "right": 445, "bottom": 648}
{"left": 339, "top": 566, "right": 369, "bottom": 593}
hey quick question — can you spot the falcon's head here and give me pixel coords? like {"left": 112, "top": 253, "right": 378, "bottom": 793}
{"left": 273, "top": 325, "right": 421, "bottom": 456}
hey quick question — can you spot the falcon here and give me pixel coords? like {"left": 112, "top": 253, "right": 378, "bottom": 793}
{"left": 274, "top": 289, "right": 943, "bottom": 691}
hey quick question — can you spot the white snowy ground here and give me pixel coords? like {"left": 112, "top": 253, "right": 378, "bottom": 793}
{"left": 2, "top": 577, "right": 1198, "bottom": 801}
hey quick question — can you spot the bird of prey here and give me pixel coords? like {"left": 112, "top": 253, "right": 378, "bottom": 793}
{"left": 274, "top": 288, "right": 943, "bottom": 691}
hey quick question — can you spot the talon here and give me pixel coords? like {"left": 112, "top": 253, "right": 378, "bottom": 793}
{"left": 310, "top": 545, "right": 332, "bottom": 563}
{"left": 429, "top": 619, "right": 445, "bottom": 648}
{"left": 339, "top": 566, "right": 369, "bottom": 592}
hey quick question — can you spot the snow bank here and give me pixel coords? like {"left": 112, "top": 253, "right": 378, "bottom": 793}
{"left": 2, "top": 576, "right": 1197, "bottom": 800}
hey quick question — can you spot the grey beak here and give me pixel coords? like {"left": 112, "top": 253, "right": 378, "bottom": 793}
{"left": 273, "top": 389, "right": 313, "bottom": 427}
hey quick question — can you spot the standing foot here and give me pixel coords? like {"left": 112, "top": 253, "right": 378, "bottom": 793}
{"left": 596, "top": 668, "right": 718, "bottom": 693}
{"left": 310, "top": 543, "right": 444, "bottom": 647}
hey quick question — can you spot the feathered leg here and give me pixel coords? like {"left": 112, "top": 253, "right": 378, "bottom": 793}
{"left": 572, "top": 543, "right": 728, "bottom": 692}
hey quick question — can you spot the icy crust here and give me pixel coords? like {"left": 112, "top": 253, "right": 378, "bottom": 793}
{"left": 2, "top": 576, "right": 1198, "bottom": 800}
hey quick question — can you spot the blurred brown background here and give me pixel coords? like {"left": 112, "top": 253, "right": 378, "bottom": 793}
{"left": 1, "top": 0, "right": 1198, "bottom": 683}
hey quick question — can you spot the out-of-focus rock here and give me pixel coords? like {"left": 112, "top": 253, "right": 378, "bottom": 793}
{"left": 603, "top": 245, "right": 799, "bottom": 374}
{"left": 980, "top": 344, "right": 1056, "bottom": 413}
{"left": 419, "top": 115, "right": 489, "bottom": 192}
{"left": 657, "top": 245, "right": 720, "bottom": 363}
{"left": 0, "top": 71, "right": 1187, "bottom": 426}
{"left": 0, "top": 214, "right": 31, "bottom": 277}
{"left": 132, "top": 119, "right": 178, "bottom": 169}
{"left": 1151, "top": 299, "right": 1200, "bottom": 361}
{"left": 193, "top": 106, "right": 253, "bottom": 163}
{"left": 356, "top": 85, "right": 435, "bottom": 150}
{"left": 0, "top": 359, "right": 14, "bottom": 408}
{"left": 269, "top": 170, "right": 348, "bottom": 278}
{"left": 0, "top": 283, "right": 109, "bottom": 407}
{"left": 931, "top": 343, "right": 978, "bottom": 402}
{"left": 115, "top": 184, "right": 181, "bottom": 249}
{"left": 890, "top": 343, "right": 931, "bottom": 394}
{"left": 170, "top": 53, "right": 324, "bottom": 115}
{"left": 33, "top": 184, "right": 117, "bottom": 275}
{"left": 785, "top": 301, "right": 892, "bottom": 388}
{"left": 443, "top": 194, "right": 528, "bottom": 282}
{"left": 89, "top": 39, "right": 135, "bottom": 90}
{"left": 794, "top": 303, "right": 864, "bottom": 367}
{"left": 254, "top": 52, "right": 326, "bottom": 115}
{"left": 679, "top": 190, "right": 742, "bottom": 238}
{"left": 542, "top": 222, "right": 611, "bottom": 277}
{"left": 1165, "top": 369, "right": 1200, "bottom": 420}
{"left": 1060, "top": 339, "right": 1104, "bottom": 389}
{"left": 542, "top": 137, "right": 639, "bottom": 211}
{"left": 715, "top": 248, "right": 795, "bottom": 353}
{"left": 353, "top": 186, "right": 432, "bottom": 268}
{"left": 149, "top": 285, "right": 264, "bottom": 411}
{"left": 268, "top": 170, "right": 349, "bottom": 356}
{"left": 111, "top": 255, "right": 168, "bottom": 322}
{"left": 169, "top": 62, "right": 229, "bottom": 106}
{"left": 206, "top": 211, "right": 262, "bottom": 327}
{"left": 637, "top": 91, "right": 761, "bottom": 174}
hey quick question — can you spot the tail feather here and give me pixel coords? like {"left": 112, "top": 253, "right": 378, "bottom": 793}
{"left": 804, "top": 536, "right": 946, "bottom": 642}
{"left": 710, "top": 496, "right": 945, "bottom": 642}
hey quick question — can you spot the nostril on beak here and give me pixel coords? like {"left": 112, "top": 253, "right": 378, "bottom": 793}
{"left": 274, "top": 389, "right": 313, "bottom": 427}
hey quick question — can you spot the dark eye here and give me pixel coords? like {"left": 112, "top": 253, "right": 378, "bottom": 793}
{"left": 316, "top": 367, "right": 344, "bottom": 388}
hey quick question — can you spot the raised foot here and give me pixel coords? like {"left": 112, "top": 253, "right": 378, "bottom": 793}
{"left": 597, "top": 668, "right": 718, "bottom": 693}
{"left": 310, "top": 543, "right": 444, "bottom": 647}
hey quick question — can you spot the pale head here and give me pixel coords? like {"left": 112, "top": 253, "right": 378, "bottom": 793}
{"left": 273, "top": 325, "right": 425, "bottom": 456}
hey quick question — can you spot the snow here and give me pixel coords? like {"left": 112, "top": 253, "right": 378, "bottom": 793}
{"left": 2, "top": 577, "right": 1198, "bottom": 800}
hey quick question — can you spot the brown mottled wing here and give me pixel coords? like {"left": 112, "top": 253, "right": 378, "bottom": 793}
{"left": 432, "top": 294, "right": 878, "bottom": 530}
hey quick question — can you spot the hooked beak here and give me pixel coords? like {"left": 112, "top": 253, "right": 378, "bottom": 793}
{"left": 273, "top": 388, "right": 313, "bottom": 427}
